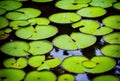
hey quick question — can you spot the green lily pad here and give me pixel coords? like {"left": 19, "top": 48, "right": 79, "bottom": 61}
{"left": 32, "top": 0, "right": 53, "bottom": 2}
{"left": 70, "top": 32, "right": 96, "bottom": 48}
{"left": 28, "top": 40, "right": 53, "bottom": 55}
{"left": 113, "top": 2, "right": 120, "bottom": 10}
{"left": 16, "top": 25, "right": 58, "bottom": 40}
{"left": 28, "top": 18, "right": 50, "bottom": 25}
{"left": 77, "top": 7, "right": 106, "bottom": 18}
{"left": 102, "top": 15, "right": 120, "bottom": 29}
{"left": 62, "top": 56, "right": 88, "bottom": 73}
{"left": 90, "top": 0, "right": 116, "bottom": 8}
{"left": 82, "top": 61, "right": 97, "bottom": 69}
{"left": 4, "top": 28, "right": 12, "bottom": 33}
{"left": 24, "top": 71, "right": 57, "bottom": 81}
{"left": 0, "top": 41, "right": 30, "bottom": 56}
{"left": 3, "top": 57, "right": 27, "bottom": 69}
{"left": 101, "top": 45, "right": 120, "bottom": 58}
{"left": 0, "top": 8, "right": 6, "bottom": 15}
{"left": 92, "top": 75, "right": 119, "bottom": 81}
{"left": 0, "top": 16, "right": 9, "bottom": 29}
{"left": 49, "top": 12, "right": 81, "bottom": 24}
{"left": 6, "top": 8, "right": 41, "bottom": 20}
{"left": 103, "top": 32, "right": 120, "bottom": 44}
{"left": 28, "top": 55, "right": 45, "bottom": 67}
{"left": 57, "top": 74, "right": 75, "bottom": 81}
{"left": 0, "top": 69, "right": 25, "bottom": 81}
{"left": 55, "top": 0, "right": 89, "bottom": 10}
{"left": 9, "top": 20, "right": 30, "bottom": 30}
{"left": 53, "top": 34, "right": 78, "bottom": 50}
{"left": 37, "top": 58, "right": 61, "bottom": 70}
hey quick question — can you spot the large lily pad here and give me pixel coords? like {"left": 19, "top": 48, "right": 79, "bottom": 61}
{"left": 0, "top": 41, "right": 30, "bottom": 56}
{"left": 77, "top": 7, "right": 106, "bottom": 18}
{"left": 24, "top": 71, "right": 57, "bottom": 81}
{"left": 102, "top": 15, "right": 120, "bottom": 29}
{"left": 101, "top": 45, "right": 120, "bottom": 58}
{"left": 3, "top": 57, "right": 27, "bottom": 69}
{"left": 0, "top": 16, "right": 9, "bottom": 29}
{"left": 6, "top": 8, "right": 41, "bottom": 20}
{"left": 103, "top": 32, "right": 120, "bottom": 44}
{"left": 113, "top": 2, "right": 120, "bottom": 10}
{"left": 92, "top": 75, "right": 119, "bottom": 81}
{"left": 28, "top": 40, "right": 53, "bottom": 55}
{"left": 57, "top": 74, "right": 75, "bottom": 81}
{"left": 0, "top": 1, "right": 22, "bottom": 11}
{"left": 32, "top": 0, "right": 53, "bottom": 2}
{"left": 0, "top": 69, "right": 25, "bottom": 81}
{"left": 16, "top": 25, "right": 58, "bottom": 40}
{"left": 0, "top": 8, "right": 6, "bottom": 15}
{"left": 49, "top": 12, "right": 81, "bottom": 24}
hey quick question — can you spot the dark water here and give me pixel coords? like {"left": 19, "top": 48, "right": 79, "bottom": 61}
{"left": 0, "top": 0, "right": 120, "bottom": 81}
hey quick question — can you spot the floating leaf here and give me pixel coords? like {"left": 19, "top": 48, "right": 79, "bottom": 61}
{"left": 28, "top": 55, "right": 45, "bottom": 67}
{"left": 0, "top": 16, "right": 9, "bottom": 29}
{"left": 0, "top": 1, "right": 22, "bottom": 11}
{"left": 92, "top": 75, "right": 119, "bottom": 81}
{"left": 32, "top": 0, "right": 53, "bottom": 2}
{"left": 82, "top": 61, "right": 97, "bottom": 69}
{"left": 113, "top": 2, "right": 120, "bottom": 10}
{"left": 24, "top": 71, "right": 57, "bottom": 81}
{"left": 28, "top": 40, "right": 53, "bottom": 55}
{"left": 49, "top": 12, "right": 81, "bottom": 24}
{"left": 0, "top": 41, "right": 30, "bottom": 56}
{"left": 102, "top": 15, "right": 120, "bottom": 29}
{"left": 16, "top": 25, "right": 58, "bottom": 40}
{"left": 58, "top": 74, "right": 75, "bottom": 81}
{"left": 4, "top": 28, "right": 12, "bottom": 33}
{"left": 6, "top": 8, "right": 41, "bottom": 20}
{"left": 101, "top": 45, "right": 120, "bottom": 58}
{"left": 0, "top": 8, "right": 6, "bottom": 15}
{"left": 103, "top": 32, "right": 120, "bottom": 44}
{"left": 77, "top": 7, "right": 106, "bottom": 18}
{"left": 37, "top": 58, "right": 61, "bottom": 70}
{"left": 3, "top": 57, "right": 27, "bottom": 69}
{"left": 0, "top": 69, "right": 25, "bottom": 81}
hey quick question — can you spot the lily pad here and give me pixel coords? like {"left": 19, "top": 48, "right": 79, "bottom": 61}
{"left": 28, "top": 40, "right": 53, "bottom": 55}
{"left": 92, "top": 75, "right": 119, "bottom": 81}
{"left": 16, "top": 25, "right": 58, "bottom": 40}
{"left": 101, "top": 45, "right": 120, "bottom": 58}
{"left": 70, "top": 32, "right": 96, "bottom": 48}
{"left": 32, "top": 0, "right": 53, "bottom": 2}
{"left": 57, "top": 74, "right": 75, "bottom": 81}
{"left": 103, "top": 32, "right": 120, "bottom": 44}
{"left": 49, "top": 12, "right": 81, "bottom": 24}
{"left": 0, "top": 16, "right": 9, "bottom": 29}
{"left": 37, "top": 58, "right": 61, "bottom": 70}
{"left": 82, "top": 61, "right": 97, "bottom": 69}
{"left": 3, "top": 57, "right": 27, "bottom": 69}
{"left": 0, "top": 41, "right": 30, "bottom": 56}
{"left": 0, "top": 69, "right": 25, "bottom": 81}
{"left": 102, "top": 15, "right": 120, "bottom": 29}
{"left": 24, "top": 71, "right": 57, "bottom": 81}
{"left": 113, "top": 2, "right": 120, "bottom": 10}
{"left": 61, "top": 56, "right": 88, "bottom": 73}
{"left": 6, "top": 8, "right": 41, "bottom": 20}
{"left": 28, "top": 18, "right": 50, "bottom": 25}
{"left": 77, "top": 7, "right": 106, "bottom": 18}
{"left": 0, "top": 8, "right": 6, "bottom": 15}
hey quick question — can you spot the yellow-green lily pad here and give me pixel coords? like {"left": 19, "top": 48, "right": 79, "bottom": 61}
{"left": 113, "top": 2, "right": 120, "bottom": 10}
{"left": 0, "top": 16, "right": 9, "bottom": 29}
{"left": 32, "top": 0, "right": 53, "bottom": 2}
{"left": 58, "top": 74, "right": 75, "bottom": 81}
{"left": 0, "top": 8, "right": 6, "bottom": 15}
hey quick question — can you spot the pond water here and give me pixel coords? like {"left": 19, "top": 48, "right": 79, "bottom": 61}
{"left": 0, "top": 0, "right": 120, "bottom": 81}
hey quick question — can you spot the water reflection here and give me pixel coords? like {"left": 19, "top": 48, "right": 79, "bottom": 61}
{"left": 75, "top": 73, "right": 90, "bottom": 81}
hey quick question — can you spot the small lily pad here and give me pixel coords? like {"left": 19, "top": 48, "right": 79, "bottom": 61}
{"left": 3, "top": 57, "right": 27, "bottom": 69}
{"left": 0, "top": 8, "right": 6, "bottom": 15}
{"left": 57, "top": 74, "right": 75, "bottom": 81}
{"left": 16, "top": 25, "right": 58, "bottom": 40}
{"left": 32, "top": 0, "right": 53, "bottom": 2}
{"left": 103, "top": 32, "right": 120, "bottom": 44}
{"left": 0, "top": 16, "right": 9, "bottom": 29}
{"left": 0, "top": 41, "right": 30, "bottom": 56}
{"left": 113, "top": 2, "right": 120, "bottom": 10}
{"left": 24, "top": 71, "right": 57, "bottom": 81}
{"left": 0, "top": 1, "right": 22, "bottom": 11}
{"left": 102, "top": 15, "right": 120, "bottom": 29}
{"left": 49, "top": 12, "right": 81, "bottom": 24}
{"left": 82, "top": 61, "right": 97, "bottom": 69}
{"left": 77, "top": 7, "right": 106, "bottom": 18}
{"left": 62, "top": 56, "right": 88, "bottom": 73}
{"left": 6, "top": 8, "right": 41, "bottom": 20}
{"left": 92, "top": 75, "right": 119, "bottom": 81}
{"left": 28, "top": 55, "right": 45, "bottom": 67}
{"left": 0, "top": 69, "right": 25, "bottom": 81}
{"left": 28, "top": 40, "right": 53, "bottom": 55}
{"left": 101, "top": 45, "right": 120, "bottom": 58}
